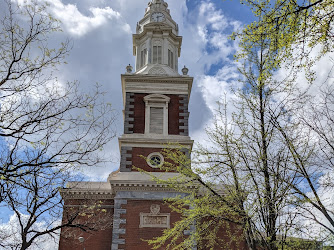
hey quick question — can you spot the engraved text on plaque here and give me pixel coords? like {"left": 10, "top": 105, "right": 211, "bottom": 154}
{"left": 139, "top": 205, "right": 170, "bottom": 228}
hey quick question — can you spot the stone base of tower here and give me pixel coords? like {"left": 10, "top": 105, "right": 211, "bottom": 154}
{"left": 58, "top": 172, "right": 189, "bottom": 250}
{"left": 108, "top": 171, "right": 188, "bottom": 249}
{"left": 111, "top": 195, "right": 186, "bottom": 249}
{"left": 58, "top": 172, "right": 248, "bottom": 249}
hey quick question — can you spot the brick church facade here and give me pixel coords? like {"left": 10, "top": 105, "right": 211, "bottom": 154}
{"left": 58, "top": 0, "right": 246, "bottom": 249}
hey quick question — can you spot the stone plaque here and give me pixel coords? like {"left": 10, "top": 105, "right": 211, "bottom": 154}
{"left": 139, "top": 205, "right": 170, "bottom": 228}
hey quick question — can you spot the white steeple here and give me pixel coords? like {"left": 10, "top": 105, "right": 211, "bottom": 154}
{"left": 132, "top": 0, "right": 182, "bottom": 76}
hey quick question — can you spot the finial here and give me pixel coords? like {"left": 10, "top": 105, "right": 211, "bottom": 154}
{"left": 126, "top": 64, "right": 133, "bottom": 74}
{"left": 182, "top": 65, "right": 189, "bottom": 76}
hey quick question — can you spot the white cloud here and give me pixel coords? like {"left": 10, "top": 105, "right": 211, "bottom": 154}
{"left": 13, "top": 0, "right": 130, "bottom": 37}
{"left": 2, "top": 0, "right": 243, "bottom": 178}
{"left": 198, "top": 2, "right": 228, "bottom": 31}
{"left": 7, "top": 0, "right": 244, "bottom": 179}
{"left": 0, "top": 213, "right": 59, "bottom": 250}
{"left": 179, "top": 1, "right": 242, "bottom": 145}
{"left": 50, "top": 2, "right": 130, "bottom": 37}
{"left": 197, "top": 64, "right": 240, "bottom": 113}
{"left": 291, "top": 172, "right": 334, "bottom": 243}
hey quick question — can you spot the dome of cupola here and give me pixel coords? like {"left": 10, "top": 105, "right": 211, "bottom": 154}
{"left": 152, "top": 0, "right": 165, "bottom": 4}
{"left": 145, "top": 0, "right": 169, "bottom": 14}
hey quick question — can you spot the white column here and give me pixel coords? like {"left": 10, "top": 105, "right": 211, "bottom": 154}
{"left": 147, "top": 32, "right": 153, "bottom": 64}
{"left": 135, "top": 46, "right": 139, "bottom": 71}
{"left": 163, "top": 32, "right": 169, "bottom": 65}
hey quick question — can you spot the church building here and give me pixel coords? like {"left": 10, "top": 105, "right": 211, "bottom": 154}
{"left": 59, "top": 1, "right": 193, "bottom": 249}
{"left": 58, "top": 0, "right": 245, "bottom": 249}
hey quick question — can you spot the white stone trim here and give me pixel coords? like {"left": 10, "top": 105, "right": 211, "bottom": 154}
{"left": 120, "top": 132, "right": 192, "bottom": 140}
{"left": 118, "top": 133, "right": 194, "bottom": 149}
{"left": 60, "top": 181, "right": 114, "bottom": 199}
{"left": 119, "top": 142, "right": 193, "bottom": 149}
{"left": 60, "top": 192, "right": 113, "bottom": 199}
{"left": 114, "top": 190, "right": 189, "bottom": 200}
{"left": 121, "top": 74, "right": 193, "bottom": 107}
{"left": 108, "top": 172, "right": 197, "bottom": 193}
{"left": 126, "top": 82, "right": 189, "bottom": 95}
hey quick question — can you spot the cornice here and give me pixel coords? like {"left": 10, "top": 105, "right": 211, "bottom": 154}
{"left": 121, "top": 74, "right": 193, "bottom": 106}
{"left": 133, "top": 25, "right": 182, "bottom": 42}
{"left": 60, "top": 189, "right": 114, "bottom": 200}
{"left": 107, "top": 172, "right": 196, "bottom": 193}
{"left": 109, "top": 179, "right": 197, "bottom": 194}
{"left": 60, "top": 181, "right": 114, "bottom": 200}
{"left": 110, "top": 182, "right": 180, "bottom": 193}
{"left": 122, "top": 74, "right": 193, "bottom": 83}
{"left": 118, "top": 134, "right": 194, "bottom": 149}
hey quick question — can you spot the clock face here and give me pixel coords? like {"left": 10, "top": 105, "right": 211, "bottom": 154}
{"left": 151, "top": 12, "right": 165, "bottom": 22}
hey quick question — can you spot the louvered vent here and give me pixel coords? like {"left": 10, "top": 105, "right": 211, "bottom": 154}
{"left": 153, "top": 46, "right": 162, "bottom": 64}
{"left": 150, "top": 107, "right": 163, "bottom": 134}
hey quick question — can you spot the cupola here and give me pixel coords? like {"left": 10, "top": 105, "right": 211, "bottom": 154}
{"left": 132, "top": 0, "right": 182, "bottom": 76}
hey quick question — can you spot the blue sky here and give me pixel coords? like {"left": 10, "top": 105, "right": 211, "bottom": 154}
{"left": 0, "top": 0, "right": 253, "bottom": 237}
{"left": 5, "top": 0, "right": 332, "bottom": 181}
{"left": 14, "top": 0, "right": 253, "bottom": 180}
{"left": 0, "top": 0, "right": 253, "bottom": 220}
{"left": 1, "top": 0, "right": 333, "bottom": 248}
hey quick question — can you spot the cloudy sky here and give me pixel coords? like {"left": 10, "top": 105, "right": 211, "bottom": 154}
{"left": 0, "top": 0, "right": 333, "bottom": 248}
{"left": 0, "top": 0, "right": 253, "bottom": 246}
{"left": 21, "top": 0, "right": 254, "bottom": 180}
{"left": 6, "top": 0, "right": 332, "bottom": 181}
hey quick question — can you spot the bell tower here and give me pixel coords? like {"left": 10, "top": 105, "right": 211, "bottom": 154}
{"left": 115, "top": 0, "right": 193, "bottom": 175}
{"left": 108, "top": 0, "right": 194, "bottom": 248}
{"left": 58, "top": 1, "right": 194, "bottom": 249}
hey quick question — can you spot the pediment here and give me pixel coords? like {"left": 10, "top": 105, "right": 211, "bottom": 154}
{"left": 148, "top": 66, "right": 167, "bottom": 75}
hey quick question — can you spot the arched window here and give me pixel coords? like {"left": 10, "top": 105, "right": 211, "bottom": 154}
{"left": 143, "top": 94, "right": 170, "bottom": 135}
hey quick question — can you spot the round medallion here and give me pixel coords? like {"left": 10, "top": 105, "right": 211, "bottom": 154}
{"left": 147, "top": 152, "right": 164, "bottom": 168}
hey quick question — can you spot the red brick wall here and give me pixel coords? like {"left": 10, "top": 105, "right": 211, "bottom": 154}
{"left": 132, "top": 93, "right": 181, "bottom": 135}
{"left": 58, "top": 198, "right": 114, "bottom": 250}
{"left": 58, "top": 198, "right": 247, "bottom": 250}
{"left": 131, "top": 147, "right": 176, "bottom": 172}
{"left": 197, "top": 216, "right": 248, "bottom": 249}
{"left": 133, "top": 93, "right": 145, "bottom": 134}
{"left": 119, "top": 200, "right": 183, "bottom": 250}
{"left": 168, "top": 95, "right": 180, "bottom": 135}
